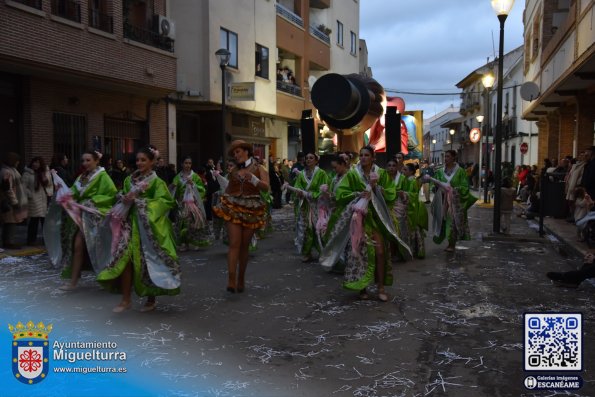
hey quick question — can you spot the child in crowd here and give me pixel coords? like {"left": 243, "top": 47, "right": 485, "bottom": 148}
{"left": 574, "top": 187, "right": 593, "bottom": 241}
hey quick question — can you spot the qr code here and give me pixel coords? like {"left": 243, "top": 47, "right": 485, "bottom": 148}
{"left": 524, "top": 313, "right": 582, "bottom": 371}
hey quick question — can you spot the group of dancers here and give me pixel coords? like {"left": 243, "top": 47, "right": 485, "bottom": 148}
{"left": 45, "top": 140, "right": 475, "bottom": 311}
{"left": 289, "top": 146, "right": 477, "bottom": 302}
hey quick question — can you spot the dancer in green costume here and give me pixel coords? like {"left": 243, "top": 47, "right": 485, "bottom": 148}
{"left": 46, "top": 150, "right": 117, "bottom": 291}
{"left": 319, "top": 152, "right": 351, "bottom": 273}
{"left": 171, "top": 156, "right": 211, "bottom": 250}
{"left": 321, "top": 146, "right": 411, "bottom": 302}
{"left": 292, "top": 152, "right": 330, "bottom": 262}
{"left": 385, "top": 154, "right": 412, "bottom": 262}
{"left": 98, "top": 146, "right": 180, "bottom": 313}
{"left": 425, "top": 150, "right": 477, "bottom": 252}
{"left": 402, "top": 163, "right": 428, "bottom": 258}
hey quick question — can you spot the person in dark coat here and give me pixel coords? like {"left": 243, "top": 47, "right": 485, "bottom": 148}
{"left": 50, "top": 153, "right": 74, "bottom": 186}
{"left": 204, "top": 158, "right": 220, "bottom": 221}
{"left": 580, "top": 146, "right": 595, "bottom": 204}
{"left": 269, "top": 160, "right": 284, "bottom": 209}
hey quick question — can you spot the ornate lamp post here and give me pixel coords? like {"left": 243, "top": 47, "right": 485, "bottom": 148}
{"left": 215, "top": 48, "right": 231, "bottom": 164}
{"left": 431, "top": 138, "right": 437, "bottom": 164}
{"left": 449, "top": 129, "right": 455, "bottom": 150}
{"left": 491, "top": 0, "right": 515, "bottom": 233}
{"left": 481, "top": 72, "right": 495, "bottom": 203}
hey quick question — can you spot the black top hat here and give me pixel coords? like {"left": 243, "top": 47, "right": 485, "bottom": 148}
{"left": 311, "top": 73, "right": 371, "bottom": 130}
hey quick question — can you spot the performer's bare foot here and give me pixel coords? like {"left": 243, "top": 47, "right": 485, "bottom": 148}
{"left": 112, "top": 301, "right": 131, "bottom": 313}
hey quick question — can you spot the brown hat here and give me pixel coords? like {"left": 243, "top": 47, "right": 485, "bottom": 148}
{"left": 228, "top": 140, "right": 252, "bottom": 156}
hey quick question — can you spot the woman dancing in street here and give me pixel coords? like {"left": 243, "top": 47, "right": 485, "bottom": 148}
{"left": 97, "top": 146, "right": 180, "bottom": 312}
{"left": 402, "top": 162, "right": 428, "bottom": 258}
{"left": 385, "top": 154, "right": 412, "bottom": 262}
{"left": 45, "top": 150, "right": 117, "bottom": 291}
{"left": 319, "top": 152, "right": 351, "bottom": 273}
{"left": 291, "top": 152, "right": 330, "bottom": 262}
{"left": 424, "top": 150, "right": 477, "bottom": 252}
{"left": 213, "top": 140, "right": 269, "bottom": 293}
{"left": 171, "top": 156, "right": 211, "bottom": 251}
{"left": 321, "top": 146, "right": 410, "bottom": 301}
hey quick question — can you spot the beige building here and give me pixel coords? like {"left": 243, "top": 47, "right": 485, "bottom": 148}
{"left": 522, "top": 0, "right": 595, "bottom": 166}
{"left": 171, "top": 0, "right": 361, "bottom": 165}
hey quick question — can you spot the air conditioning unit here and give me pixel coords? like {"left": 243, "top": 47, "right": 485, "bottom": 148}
{"left": 153, "top": 15, "right": 175, "bottom": 39}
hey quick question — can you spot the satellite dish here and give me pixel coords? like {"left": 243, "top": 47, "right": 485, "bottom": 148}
{"left": 308, "top": 75, "right": 317, "bottom": 91}
{"left": 520, "top": 82, "right": 540, "bottom": 101}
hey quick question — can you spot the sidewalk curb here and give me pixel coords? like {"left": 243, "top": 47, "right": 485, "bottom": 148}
{"left": 540, "top": 221, "right": 590, "bottom": 259}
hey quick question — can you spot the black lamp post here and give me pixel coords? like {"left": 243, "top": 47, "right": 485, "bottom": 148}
{"left": 432, "top": 138, "right": 437, "bottom": 164}
{"left": 215, "top": 48, "right": 231, "bottom": 164}
{"left": 481, "top": 72, "right": 495, "bottom": 203}
{"left": 449, "top": 129, "right": 455, "bottom": 150}
{"left": 491, "top": 0, "right": 515, "bottom": 233}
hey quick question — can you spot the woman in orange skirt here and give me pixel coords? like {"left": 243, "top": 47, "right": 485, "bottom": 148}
{"left": 213, "top": 140, "right": 270, "bottom": 293}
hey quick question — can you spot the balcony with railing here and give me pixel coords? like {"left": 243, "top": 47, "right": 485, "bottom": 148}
{"left": 89, "top": 8, "right": 113, "bottom": 33}
{"left": 275, "top": 3, "right": 303, "bottom": 28}
{"left": 309, "top": 24, "right": 330, "bottom": 44}
{"left": 51, "top": 0, "right": 81, "bottom": 23}
{"left": 123, "top": 21, "right": 174, "bottom": 53}
{"left": 12, "top": 0, "right": 42, "bottom": 9}
{"left": 277, "top": 81, "right": 302, "bottom": 97}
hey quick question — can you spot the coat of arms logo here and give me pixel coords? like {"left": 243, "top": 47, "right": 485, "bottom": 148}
{"left": 8, "top": 321, "right": 52, "bottom": 385}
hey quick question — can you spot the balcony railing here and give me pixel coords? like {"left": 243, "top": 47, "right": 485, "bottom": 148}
{"left": 309, "top": 25, "right": 330, "bottom": 44}
{"left": 51, "top": 0, "right": 81, "bottom": 23}
{"left": 277, "top": 81, "right": 302, "bottom": 97}
{"left": 89, "top": 8, "right": 113, "bottom": 33}
{"left": 123, "top": 22, "right": 174, "bottom": 53}
{"left": 13, "top": 0, "right": 42, "bottom": 9}
{"left": 275, "top": 3, "right": 304, "bottom": 28}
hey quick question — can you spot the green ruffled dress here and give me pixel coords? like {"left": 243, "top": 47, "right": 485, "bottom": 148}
{"left": 293, "top": 167, "right": 330, "bottom": 256}
{"left": 431, "top": 165, "right": 477, "bottom": 245}
{"left": 171, "top": 171, "right": 211, "bottom": 248}
{"left": 97, "top": 172, "right": 180, "bottom": 297}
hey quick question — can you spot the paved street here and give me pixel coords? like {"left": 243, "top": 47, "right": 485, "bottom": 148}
{"left": 1, "top": 203, "right": 594, "bottom": 397}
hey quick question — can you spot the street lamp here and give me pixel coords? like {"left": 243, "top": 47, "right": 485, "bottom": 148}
{"left": 432, "top": 138, "right": 437, "bottom": 164}
{"left": 491, "top": 0, "right": 515, "bottom": 233}
{"left": 476, "top": 115, "right": 484, "bottom": 193}
{"left": 215, "top": 48, "right": 231, "bottom": 164}
{"left": 482, "top": 72, "right": 495, "bottom": 204}
{"left": 449, "top": 129, "right": 455, "bottom": 150}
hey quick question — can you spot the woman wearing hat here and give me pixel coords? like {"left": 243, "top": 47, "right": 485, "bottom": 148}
{"left": 291, "top": 152, "right": 330, "bottom": 262}
{"left": 213, "top": 140, "right": 270, "bottom": 293}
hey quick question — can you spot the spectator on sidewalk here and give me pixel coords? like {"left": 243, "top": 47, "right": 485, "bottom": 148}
{"left": 500, "top": 177, "right": 515, "bottom": 235}
{"left": 50, "top": 153, "right": 74, "bottom": 187}
{"left": 22, "top": 156, "right": 53, "bottom": 246}
{"left": 580, "top": 146, "right": 595, "bottom": 203}
{"left": 547, "top": 252, "right": 595, "bottom": 288}
{"left": 0, "top": 152, "right": 28, "bottom": 249}
{"left": 565, "top": 152, "right": 586, "bottom": 222}
{"left": 574, "top": 187, "right": 593, "bottom": 241}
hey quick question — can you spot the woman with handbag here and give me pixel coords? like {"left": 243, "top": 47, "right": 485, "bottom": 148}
{"left": 22, "top": 157, "right": 53, "bottom": 246}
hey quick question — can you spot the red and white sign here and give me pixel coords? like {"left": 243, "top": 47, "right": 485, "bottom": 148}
{"left": 520, "top": 142, "right": 529, "bottom": 154}
{"left": 469, "top": 128, "right": 481, "bottom": 143}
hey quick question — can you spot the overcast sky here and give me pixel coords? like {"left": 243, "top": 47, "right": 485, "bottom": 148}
{"left": 360, "top": 0, "right": 525, "bottom": 120}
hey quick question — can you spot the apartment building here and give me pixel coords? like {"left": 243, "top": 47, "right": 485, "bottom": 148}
{"left": 454, "top": 46, "right": 534, "bottom": 167}
{"left": 424, "top": 105, "right": 461, "bottom": 165}
{"left": 171, "top": 0, "right": 360, "bottom": 165}
{"left": 0, "top": 0, "right": 177, "bottom": 168}
{"left": 523, "top": 0, "right": 595, "bottom": 165}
